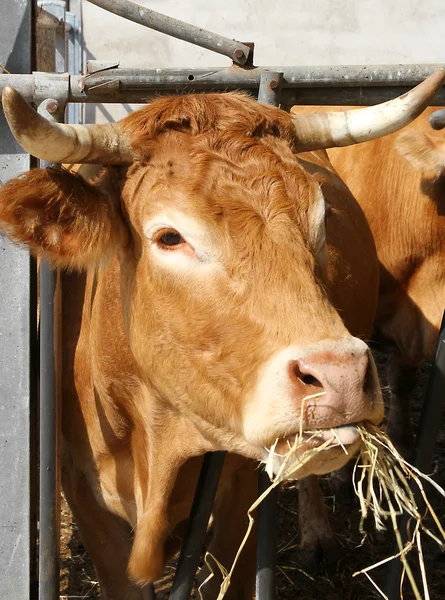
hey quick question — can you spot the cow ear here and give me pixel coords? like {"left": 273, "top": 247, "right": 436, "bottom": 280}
{"left": 0, "top": 167, "right": 128, "bottom": 270}
{"left": 395, "top": 130, "right": 445, "bottom": 179}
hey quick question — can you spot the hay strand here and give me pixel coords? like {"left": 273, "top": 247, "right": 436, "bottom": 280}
{"left": 353, "top": 424, "right": 445, "bottom": 599}
{"left": 203, "top": 420, "right": 337, "bottom": 599}
{"left": 199, "top": 420, "right": 445, "bottom": 599}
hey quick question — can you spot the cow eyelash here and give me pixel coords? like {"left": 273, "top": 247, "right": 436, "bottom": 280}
{"left": 154, "top": 228, "right": 186, "bottom": 249}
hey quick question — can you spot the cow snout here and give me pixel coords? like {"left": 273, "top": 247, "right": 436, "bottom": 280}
{"left": 287, "top": 339, "right": 381, "bottom": 428}
{"left": 243, "top": 337, "right": 383, "bottom": 455}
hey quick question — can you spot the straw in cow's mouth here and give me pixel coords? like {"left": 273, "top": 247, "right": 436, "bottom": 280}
{"left": 200, "top": 428, "right": 340, "bottom": 600}
{"left": 199, "top": 422, "right": 445, "bottom": 600}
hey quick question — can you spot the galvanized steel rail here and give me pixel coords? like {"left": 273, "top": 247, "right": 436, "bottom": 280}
{"left": 2, "top": 64, "right": 445, "bottom": 107}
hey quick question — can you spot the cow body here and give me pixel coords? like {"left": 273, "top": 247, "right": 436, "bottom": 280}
{"left": 7, "top": 90, "right": 433, "bottom": 598}
{"left": 59, "top": 139, "right": 380, "bottom": 596}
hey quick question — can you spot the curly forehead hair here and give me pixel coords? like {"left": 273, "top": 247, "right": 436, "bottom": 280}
{"left": 120, "top": 92, "right": 314, "bottom": 219}
{"left": 120, "top": 91, "right": 298, "bottom": 150}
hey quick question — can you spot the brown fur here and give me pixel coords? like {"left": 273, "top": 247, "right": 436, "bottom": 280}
{"left": 0, "top": 167, "right": 128, "bottom": 270}
{"left": 0, "top": 93, "right": 380, "bottom": 598}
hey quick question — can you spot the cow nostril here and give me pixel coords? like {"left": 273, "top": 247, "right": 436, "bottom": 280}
{"left": 290, "top": 361, "right": 324, "bottom": 390}
{"left": 301, "top": 374, "right": 319, "bottom": 386}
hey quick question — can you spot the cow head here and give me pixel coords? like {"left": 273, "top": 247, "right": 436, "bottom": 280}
{"left": 0, "top": 74, "right": 443, "bottom": 478}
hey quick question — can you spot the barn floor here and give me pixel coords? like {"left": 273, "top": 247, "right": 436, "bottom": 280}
{"left": 59, "top": 349, "right": 445, "bottom": 599}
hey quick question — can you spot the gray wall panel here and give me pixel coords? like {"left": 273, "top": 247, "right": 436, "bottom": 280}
{"left": 0, "top": 1, "right": 35, "bottom": 599}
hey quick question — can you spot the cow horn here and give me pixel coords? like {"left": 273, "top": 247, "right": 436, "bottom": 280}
{"left": 430, "top": 108, "right": 445, "bottom": 130}
{"left": 290, "top": 70, "right": 445, "bottom": 150}
{"left": 1, "top": 86, "right": 135, "bottom": 164}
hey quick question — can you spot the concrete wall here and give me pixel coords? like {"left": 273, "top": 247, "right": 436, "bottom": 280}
{"left": 74, "top": 0, "right": 445, "bottom": 122}
{"left": 0, "top": 1, "right": 36, "bottom": 598}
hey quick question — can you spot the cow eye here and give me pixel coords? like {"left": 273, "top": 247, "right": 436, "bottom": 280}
{"left": 156, "top": 230, "right": 185, "bottom": 248}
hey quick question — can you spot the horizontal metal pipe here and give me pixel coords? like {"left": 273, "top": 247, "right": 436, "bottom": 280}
{"left": 1, "top": 65, "right": 445, "bottom": 107}
{"left": 87, "top": 0, "right": 251, "bottom": 65}
{"left": 79, "top": 64, "right": 445, "bottom": 93}
{"left": 0, "top": 74, "right": 37, "bottom": 102}
{"left": 65, "top": 87, "right": 445, "bottom": 107}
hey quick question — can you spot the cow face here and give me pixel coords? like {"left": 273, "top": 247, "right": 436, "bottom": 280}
{"left": 113, "top": 130, "right": 382, "bottom": 475}
{"left": 0, "top": 94, "right": 383, "bottom": 477}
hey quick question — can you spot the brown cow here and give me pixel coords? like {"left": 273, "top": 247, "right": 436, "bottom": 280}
{"left": 0, "top": 75, "right": 442, "bottom": 599}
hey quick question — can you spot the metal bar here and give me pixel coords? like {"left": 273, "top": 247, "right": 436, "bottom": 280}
{"left": 38, "top": 98, "right": 64, "bottom": 600}
{"left": 66, "top": 12, "right": 82, "bottom": 124}
{"left": 169, "top": 452, "right": 226, "bottom": 600}
{"left": 254, "top": 71, "right": 282, "bottom": 600}
{"left": 35, "top": 9, "right": 66, "bottom": 596}
{"left": 258, "top": 71, "right": 283, "bottom": 105}
{"left": 0, "top": 73, "right": 67, "bottom": 104}
{"left": 65, "top": 86, "right": 445, "bottom": 108}
{"left": 80, "top": 63, "right": 445, "bottom": 93}
{"left": 256, "top": 470, "right": 278, "bottom": 600}
{"left": 87, "top": 0, "right": 251, "bottom": 65}
{"left": 67, "top": 63, "right": 445, "bottom": 106}
{"left": 384, "top": 310, "right": 445, "bottom": 599}
{"left": 38, "top": 262, "right": 59, "bottom": 600}
{"left": 2, "top": 64, "right": 445, "bottom": 106}
{"left": 412, "top": 310, "right": 445, "bottom": 473}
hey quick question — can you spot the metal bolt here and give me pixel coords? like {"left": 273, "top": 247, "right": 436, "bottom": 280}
{"left": 269, "top": 79, "right": 279, "bottom": 90}
{"left": 46, "top": 100, "right": 58, "bottom": 114}
{"left": 233, "top": 48, "right": 245, "bottom": 60}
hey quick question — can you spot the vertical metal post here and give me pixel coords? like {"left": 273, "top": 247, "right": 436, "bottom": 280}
{"left": 38, "top": 264, "right": 59, "bottom": 600}
{"left": 255, "top": 70, "right": 283, "bottom": 600}
{"left": 38, "top": 99, "right": 64, "bottom": 600}
{"left": 256, "top": 469, "right": 278, "bottom": 600}
{"left": 257, "top": 71, "right": 283, "bottom": 106}
{"left": 34, "top": 5, "right": 67, "bottom": 598}
{"left": 66, "top": 11, "right": 82, "bottom": 124}
{"left": 384, "top": 310, "right": 445, "bottom": 599}
{"left": 169, "top": 452, "right": 226, "bottom": 600}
